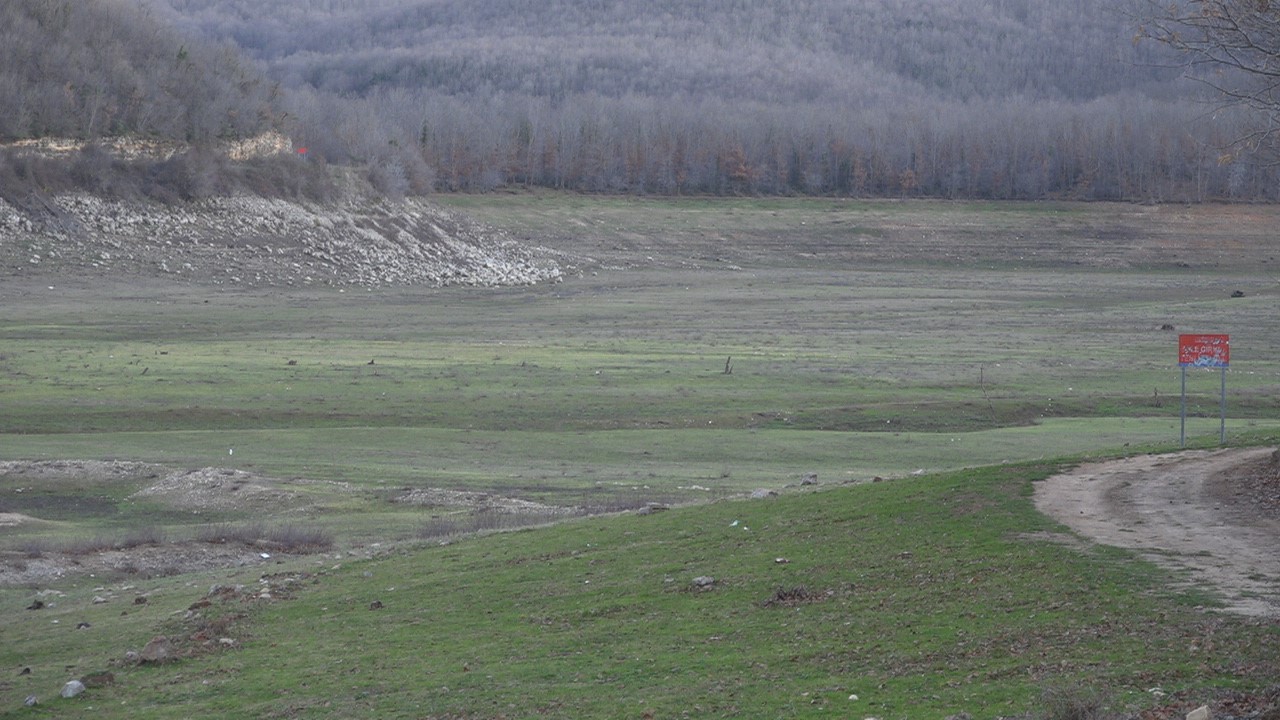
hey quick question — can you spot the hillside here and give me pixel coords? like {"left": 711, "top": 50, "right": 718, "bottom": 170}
{"left": 146, "top": 0, "right": 1280, "bottom": 200}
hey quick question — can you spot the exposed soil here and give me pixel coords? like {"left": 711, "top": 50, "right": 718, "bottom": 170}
{"left": 0, "top": 459, "right": 580, "bottom": 586}
{"left": 1035, "top": 447, "right": 1280, "bottom": 618}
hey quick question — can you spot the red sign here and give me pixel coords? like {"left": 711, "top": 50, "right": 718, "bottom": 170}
{"left": 1179, "top": 334, "right": 1229, "bottom": 367}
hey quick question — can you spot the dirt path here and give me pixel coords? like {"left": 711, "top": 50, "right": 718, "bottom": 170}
{"left": 1035, "top": 448, "right": 1280, "bottom": 617}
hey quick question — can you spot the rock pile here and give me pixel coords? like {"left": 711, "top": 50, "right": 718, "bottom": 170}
{"left": 0, "top": 194, "right": 573, "bottom": 288}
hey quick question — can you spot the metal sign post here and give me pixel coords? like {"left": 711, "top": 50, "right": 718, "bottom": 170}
{"left": 1178, "top": 334, "right": 1229, "bottom": 447}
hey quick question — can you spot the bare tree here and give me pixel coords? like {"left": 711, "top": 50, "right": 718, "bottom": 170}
{"left": 1137, "top": 0, "right": 1280, "bottom": 160}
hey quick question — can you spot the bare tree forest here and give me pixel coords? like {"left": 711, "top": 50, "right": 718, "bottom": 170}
{"left": 5, "top": 0, "right": 1279, "bottom": 200}
{"left": 1136, "top": 0, "right": 1280, "bottom": 164}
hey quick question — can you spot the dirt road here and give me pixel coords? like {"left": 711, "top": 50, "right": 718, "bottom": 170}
{"left": 1035, "top": 448, "right": 1280, "bottom": 617}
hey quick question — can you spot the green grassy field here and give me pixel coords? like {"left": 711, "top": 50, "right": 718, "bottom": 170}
{"left": 2, "top": 196, "right": 1279, "bottom": 717}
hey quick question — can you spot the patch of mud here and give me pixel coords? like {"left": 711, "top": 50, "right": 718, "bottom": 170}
{"left": 395, "top": 487, "right": 579, "bottom": 516}
{"left": 0, "top": 460, "right": 355, "bottom": 586}
{"left": 1034, "top": 448, "right": 1280, "bottom": 617}
{"left": 1, "top": 543, "right": 278, "bottom": 586}
{"left": 132, "top": 467, "right": 314, "bottom": 513}
{"left": 0, "top": 459, "right": 168, "bottom": 482}
{"left": 0, "top": 512, "right": 45, "bottom": 527}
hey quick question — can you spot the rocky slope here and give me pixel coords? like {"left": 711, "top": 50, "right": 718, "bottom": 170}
{"left": 0, "top": 193, "right": 575, "bottom": 288}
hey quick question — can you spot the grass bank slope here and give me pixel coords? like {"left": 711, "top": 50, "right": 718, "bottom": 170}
{"left": 4, "top": 462, "right": 1277, "bottom": 718}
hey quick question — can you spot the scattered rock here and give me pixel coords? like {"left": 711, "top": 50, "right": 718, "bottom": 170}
{"left": 92, "top": 595, "right": 108, "bottom": 604}
{"left": 25, "top": 599, "right": 43, "bottom": 610}
{"left": 134, "top": 596, "right": 148, "bottom": 605}
{"left": 123, "top": 651, "right": 140, "bottom": 665}
{"left": 691, "top": 576, "right": 716, "bottom": 590}
{"left": 75, "top": 622, "right": 91, "bottom": 629}
{"left": 369, "top": 600, "right": 384, "bottom": 610}
{"left": 1161, "top": 323, "right": 1176, "bottom": 331}
{"left": 762, "top": 585, "right": 825, "bottom": 607}
{"left": 1231, "top": 290, "right": 1245, "bottom": 298}
{"left": 635, "top": 503, "right": 669, "bottom": 516}
{"left": 60, "top": 680, "right": 85, "bottom": 699}
{"left": 1186, "top": 705, "right": 1210, "bottom": 720}
{"left": 800, "top": 472, "right": 818, "bottom": 485}
{"left": 24, "top": 695, "right": 37, "bottom": 707}
{"left": 750, "top": 488, "right": 778, "bottom": 499}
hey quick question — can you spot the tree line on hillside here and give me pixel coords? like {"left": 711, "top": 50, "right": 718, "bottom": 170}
{"left": 3, "top": 0, "right": 1278, "bottom": 203}
{"left": 287, "top": 84, "right": 1277, "bottom": 201}
{"left": 149, "top": 0, "right": 1280, "bottom": 201}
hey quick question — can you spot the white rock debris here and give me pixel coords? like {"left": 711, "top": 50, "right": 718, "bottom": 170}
{"left": 0, "top": 194, "right": 574, "bottom": 288}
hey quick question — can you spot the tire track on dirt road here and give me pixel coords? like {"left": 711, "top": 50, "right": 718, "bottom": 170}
{"left": 1035, "top": 448, "right": 1280, "bottom": 618}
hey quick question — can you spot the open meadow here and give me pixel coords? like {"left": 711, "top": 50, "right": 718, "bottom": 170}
{"left": 2, "top": 197, "right": 1279, "bottom": 718}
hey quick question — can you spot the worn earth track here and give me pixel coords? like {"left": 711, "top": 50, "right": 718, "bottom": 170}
{"left": 1035, "top": 448, "right": 1280, "bottom": 617}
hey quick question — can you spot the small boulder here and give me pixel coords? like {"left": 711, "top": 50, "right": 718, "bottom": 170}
{"left": 139, "top": 635, "right": 174, "bottom": 664}
{"left": 1185, "top": 706, "right": 1210, "bottom": 720}
{"left": 60, "top": 680, "right": 85, "bottom": 699}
